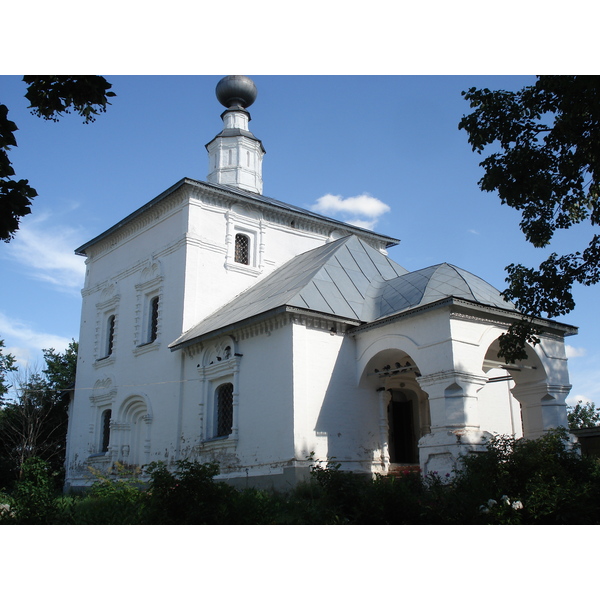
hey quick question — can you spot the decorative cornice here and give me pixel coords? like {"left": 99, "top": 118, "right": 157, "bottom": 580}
{"left": 417, "top": 369, "right": 488, "bottom": 388}
{"left": 350, "top": 296, "right": 578, "bottom": 337}
{"left": 77, "top": 184, "right": 188, "bottom": 259}
{"left": 76, "top": 177, "right": 398, "bottom": 262}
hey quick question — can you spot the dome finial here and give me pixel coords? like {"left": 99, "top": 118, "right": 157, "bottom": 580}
{"left": 215, "top": 75, "right": 258, "bottom": 110}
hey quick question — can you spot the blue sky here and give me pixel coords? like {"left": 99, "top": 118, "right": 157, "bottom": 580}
{"left": 1, "top": 74, "right": 598, "bottom": 405}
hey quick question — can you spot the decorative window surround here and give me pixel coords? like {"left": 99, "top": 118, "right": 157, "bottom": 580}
{"left": 88, "top": 376, "right": 117, "bottom": 456}
{"left": 224, "top": 211, "right": 264, "bottom": 275}
{"left": 94, "top": 286, "right": 120, "bottom": 367}
{"left": 197, "top": 337, "right": 241, "bottom": 447}
{"left": 134, "top": 260, "right": 164, "bottom": 352}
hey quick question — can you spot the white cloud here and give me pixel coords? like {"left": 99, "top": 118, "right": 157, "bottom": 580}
{"left": 0, "top": 311, "right": 72, "bottom": 369}
{"left": 568, "top": 394, "right": 594, "bottom": 406}
{"left": 5, "top": 212, "right": 86, "bottom": 294}
{"left": 310, "top": 193, "right": 391, "bottom": 230}
{"left": 566, "top": 345, "right": 587, "bottom": 358}
{"left": 345, "top": 218, "right": 378, "bottom": 230}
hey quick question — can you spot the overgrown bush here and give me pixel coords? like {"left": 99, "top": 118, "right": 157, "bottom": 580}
{"left": 143, "top": 460, "right": 237, "bottom": 524}
{"left": 452, "top": 427, "right": 600, "bottom": 524}
{"left": 67, "top": 464, "right": 146, "bottom": 524}
{"left": 8, "top": 457, "right": 60, "bottom": 524}
{"left": 2, "top": 429, "right": 599, "bottom": 525}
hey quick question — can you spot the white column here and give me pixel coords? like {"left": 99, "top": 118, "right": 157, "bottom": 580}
{"left": 416, "top": 370, "right": 488, "bottom": 476}
{"left": 511, "top": 381, "right": 572, "bottom": 439}
{"left": 378, "top": 389, "right": 392, "bottom": 470}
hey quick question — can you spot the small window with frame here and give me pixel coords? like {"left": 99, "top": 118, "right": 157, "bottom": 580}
{"left": 101, "top": 409, "right": 112, "bottom": 453}
{"left": 148, "top": 295, "right": 159, "bottom": 343}
{"left": 105, "top": 315, "right": 116, "bottom": 358}
{"left": 215, "top": 382, "right": 234, "bottom": 438}
{"left": 234, "top": 233, "right": 250, "bottom": 265}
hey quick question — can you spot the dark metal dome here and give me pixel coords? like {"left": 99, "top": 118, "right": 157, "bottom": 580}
{"left": 215, "top": 75, "right": 258, "bottom": 109}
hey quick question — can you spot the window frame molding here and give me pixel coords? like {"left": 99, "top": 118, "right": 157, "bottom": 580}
{"left": 224, "top": 211, "right": 264, "bottom": 276}
{"left": 94, "top": 288, "right": 120, "bottom": 368}
{"left": 88, "top": 376, "right": 117, "bottom": 458}
{"left": 134, "top": 278, "right": 164, "bottom": 354}
{"left": 197, "top": 338, "right": 241, "bottom": 447}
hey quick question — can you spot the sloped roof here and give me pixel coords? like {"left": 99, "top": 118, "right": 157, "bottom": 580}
{"left": 170, "top": 236, "right": 408, "bottom": 349}
{"left": 367, "top": 262, "right": 515, "bottom": 322}
{"left": 170, "top": 236, "right": 516, "bottom": 350}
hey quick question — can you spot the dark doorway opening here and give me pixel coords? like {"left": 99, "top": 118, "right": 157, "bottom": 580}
{"left": 388, "top": 391, "right": 418, "bottom": 464}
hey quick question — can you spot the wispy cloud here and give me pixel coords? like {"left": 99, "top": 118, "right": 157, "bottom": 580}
{"left": 0, "top": 311, "right": 72, "bottom": 368}
{"left": 566, "top": 345, "right": 587, "bottom": 358}
{"left": 310, "top": 193, "right": 391, "bottom": 231}
{"left": 4, "top": 212, "right": 86, "bottom": 294}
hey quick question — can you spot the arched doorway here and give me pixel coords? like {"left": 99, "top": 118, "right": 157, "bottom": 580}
{"left": 480, "top": 335, "right": 570, "bottom": 440}
{"left": 361, "top": 349, "right": 429, "bottom": 469}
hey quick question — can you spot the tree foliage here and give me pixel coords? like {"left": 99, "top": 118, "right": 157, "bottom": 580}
{"left": 0, "top": 339, "right": 17, "bottom": 400}
{"left": 0, "top": 76, "right": 115, "bottom": 241}
{"left": 0, "top": 340, "right": 77, "bottom": 489}
{"left": 459, "top": 76, "right": 600, "bottom": 361}
{"left": 22, "top": 76, "right": 115, "bottom": 124}
{"left": 567, "top": 400, "right": 600, "bottom": 429}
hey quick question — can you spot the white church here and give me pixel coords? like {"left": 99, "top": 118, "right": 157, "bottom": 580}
{"left": 64, "top": 76, "right": 576, "bottom": 491}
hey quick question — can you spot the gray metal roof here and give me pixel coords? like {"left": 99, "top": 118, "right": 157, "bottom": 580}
{"left": 170, "top": 236, "right": 516, "bottom": 350}
{"left": 170, "top": 236, "right": 408, "bottom": 349}
{"left": 368, "top": 262, "right": 515, "bottom": 322}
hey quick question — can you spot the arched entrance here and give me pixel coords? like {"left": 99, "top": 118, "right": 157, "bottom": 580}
{"left": 362, "top": 349, "right": 430, "bottom": 470}
{"left": 482, "top": 336, "right": 571, "bottom": 440}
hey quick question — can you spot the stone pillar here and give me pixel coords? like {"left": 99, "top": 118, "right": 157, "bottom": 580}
{"left": 378, "top": 389, "right": 392, "bottom": 470}
{"left": 232, "top": 363, "right": 241, "bottom": 439}
{"left": 511, "top": 381, "right": 572, "bottom": 439}
{"left": 416, "top": 370, "right": 488, "bottom": 476}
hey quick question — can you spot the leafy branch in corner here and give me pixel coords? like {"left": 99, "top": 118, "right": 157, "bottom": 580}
{"left": 0, "top": 76, "right": 115, "bottom": 242}
{"left": 459, "top": 76, "right": 600, "bottom": 362}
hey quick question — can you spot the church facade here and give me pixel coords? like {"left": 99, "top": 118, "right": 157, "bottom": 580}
{"left": 64, "top": 77, "right": 576, "bottom": 490}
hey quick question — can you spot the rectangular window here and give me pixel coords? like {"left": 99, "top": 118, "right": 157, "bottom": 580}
{"left": 101, "top": 409, "right": 112, "bottom": 453}
{"left": 234, "top": 234, "right": 250, "bottom": 265}
{"left": 215, "top": 383, "right": 234, "bottom": 438}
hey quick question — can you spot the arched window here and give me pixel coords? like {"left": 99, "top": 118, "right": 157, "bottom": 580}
{"left": 106, "top": 315, "right": 115, "bottom": 357}
{"left": 215, "top": 383, "right": 234, "bottom": 438}
{"left": 234, "top": 234, "right": 250, "bottom": 265}
{"left": 101, "top": 409, "right": 112, "bottom": 453}
{"left": 149, "top": 296, "right": 159, "bottom": 343}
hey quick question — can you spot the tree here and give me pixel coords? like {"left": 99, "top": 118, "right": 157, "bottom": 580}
{"left": 459, "top": 76, "right": 600, "bottom": 362}
{"left": 567, "top": 400, "right": 600, "bottom": 429}
{"left": 1, "top": 76, "right": 115, "bottom": 242}
{"left": 0, "top": 341, "right": 77, "bottom": 488}
{"left": 0, "top": 339, "right": 17, "bottom": 400}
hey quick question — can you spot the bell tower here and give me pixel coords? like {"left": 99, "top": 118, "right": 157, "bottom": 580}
{"left": 206, "top": 75, "right": 266, "bottom": 194}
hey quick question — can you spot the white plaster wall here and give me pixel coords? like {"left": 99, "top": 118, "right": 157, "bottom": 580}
{"left": 176, "top": 323, "right": 297, "bottom": 478}
{"left": 477, "top": 370, "right": 523, "bottom": 437}
{"left": 66, "top": 198, "right": 189, "bottom": 486}
{"left": 181, "top": 193, "right": 333, "bottom": 332}
{"left": 235, "top": 325, "right": 295, "bottom": 466}
{"left": 291, "top": 323, "right": 379, "bottom": 471}
{"left": 355, "top": 309, "right": 456, "bottom": 382}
